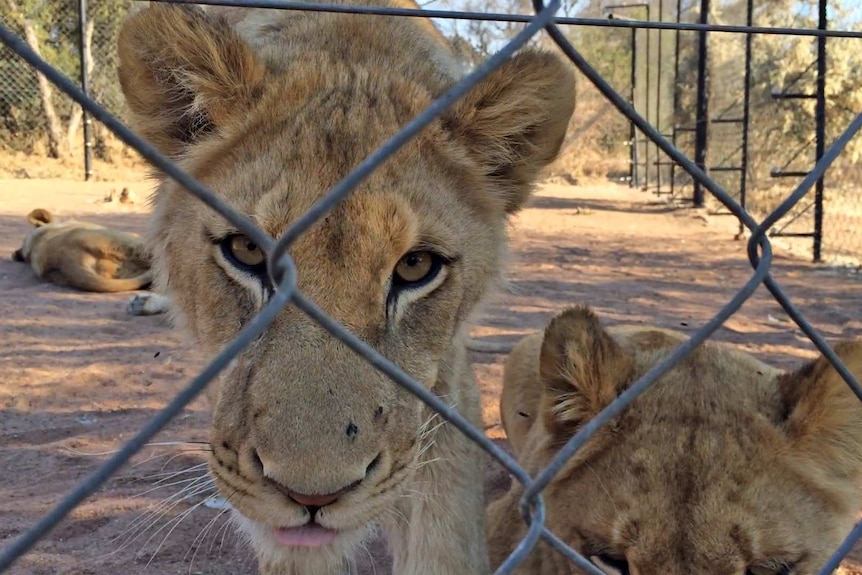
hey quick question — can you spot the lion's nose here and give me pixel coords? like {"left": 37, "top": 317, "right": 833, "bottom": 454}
{"left": 281, "top": 486, "right": 350, "bottom": 508}
{"left": 254, "top": 450, "right": 382, "bottom": 510}
{"left": 255, "top": 453, "right": 380, "bottom": 508}
{"left": 265, "top": 477, "right": 364, "bottom": 515}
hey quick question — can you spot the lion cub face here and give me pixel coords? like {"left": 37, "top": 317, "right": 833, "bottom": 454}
{"left": 117, "top": 2, "right": 574, "bottom": 561}
{"left": 490, "top": 307, "right": 862, "bottom": 575}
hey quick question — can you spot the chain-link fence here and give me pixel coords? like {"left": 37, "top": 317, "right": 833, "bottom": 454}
{"left": 3, "top": 0, "right": 861, "bottom": 262}
{"left": 0, "top": 0, "right": 132, "bottom": 176}
{"left": 619, "top": 0, "right": 862, "bottom": 266}
{"left": 2, "top": 1, "right": 862, "bottom": 574}
{"left": 0, "top": 0, "right": 79, "bottom": 161}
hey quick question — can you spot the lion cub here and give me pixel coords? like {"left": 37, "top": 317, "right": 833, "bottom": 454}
{"left": 489, "top": 306, "right": 862, "bottom": 575}
{"left": 13, "top": 209, "right": 152, "bottom": 293}
{"left": 115, "top": 0, "right": 575, "bottom": 573}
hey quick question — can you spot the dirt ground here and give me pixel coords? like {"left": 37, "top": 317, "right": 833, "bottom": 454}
{"left": 3, "top": 176, "right": 862, "bottom": 574}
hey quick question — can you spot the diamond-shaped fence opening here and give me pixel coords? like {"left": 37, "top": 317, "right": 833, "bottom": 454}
{"left": 0, "top": 0, "right": 861, "bottom": 574}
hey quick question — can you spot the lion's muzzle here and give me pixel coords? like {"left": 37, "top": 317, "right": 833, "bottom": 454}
{"left": 207, "top": 339, "right": 420, "bottom": 536}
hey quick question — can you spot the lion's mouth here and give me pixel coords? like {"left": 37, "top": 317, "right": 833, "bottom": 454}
{"left": 274, "top": 523, "right": 339, "bottom": 547}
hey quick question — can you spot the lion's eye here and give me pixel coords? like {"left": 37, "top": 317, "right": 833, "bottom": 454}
{"left": 393, "top": 250, "right": 442, "bottom": 288}
{"left": 221, "top": 234, "right": 267, "bottom": 275}
{"left": 590, "top": 554, "right": 630, "bottom": 575}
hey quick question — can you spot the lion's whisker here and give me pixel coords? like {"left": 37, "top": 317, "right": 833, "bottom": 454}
{"left": 131, "top": 472, "right": 211, "bottom": 500}
{"left": 129, "top": 449, "right": 208, "bottom": 471}
{"left": 60, "top": 441, "right": 209, "bottom": 459}
{"left": 186, "top": 502, "right": 232, "bottom": 571}
{"left": 212, "top": 506, "right": 240, "bottom": 554}
{"left": 129, "top": 464, "right": 208, "bottom": 486}
{"left": 141, "top": 499, "right": 206, "bottom": 567}
{"left": 397, "top": 492, "right": 431, "bottom": 506}
{"left": 383, "top": 505, "right": 410, "bottom": 527}
{"left": 399, "top": 487, "right": 443, "bottom": 513}
{"left": 111, "top": 492, "right": 213, "bottom": 556}
{"left": 109, "top": 476, "right": 214, "bottom": 554}
{"left": 147, "top": 462, "right": 210, "bottom": 485}
{"left": 111, "top": 476, "right": 210, "bottom": 546}
{"left": 355, "top": 538, "right": 378, "bottom": 575}
{"left": 188, "top": 488, "right": 240, "bottom": 566}
{"left": 154, "top": 452, "right": 211, "bottom": 474}
{"left": 143, "top": 494, "right": 214, "bottom": 567}
{"left": 409, "top": 456, "right": 446, "bottom": 472}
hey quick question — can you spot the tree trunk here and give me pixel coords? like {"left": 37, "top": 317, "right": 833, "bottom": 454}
{"left": 6, "top": 0, "right": 65, "bottom": 158}
{"left": 66, "top": 16, "right": 95, "bottom": 150}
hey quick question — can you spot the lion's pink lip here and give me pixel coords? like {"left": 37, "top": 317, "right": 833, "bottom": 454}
{"left": 274, "top": 524, "right": 338, "bottom": 547}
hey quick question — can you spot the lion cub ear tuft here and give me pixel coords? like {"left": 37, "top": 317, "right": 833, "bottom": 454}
{"left": 538, "top": 306, "right": 633, "bottom": 441}
{"left": 778, "top": 341, "right": 862, "bottom": 485}
{"left": 117, "top": 4, "right": 266, "bottom": 158}
{"left": 27, "top": 209, "right": 53, "bottom": 227}
{"left": 443, "top": 50, "right": 576, "bottom": 215}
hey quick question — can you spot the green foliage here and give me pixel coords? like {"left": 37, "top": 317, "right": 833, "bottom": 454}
{"left": 0, "top": 0, "right": 130, "bottom": 154}
{"left": 1, "top": 0, "right": 75, "bottom": 147}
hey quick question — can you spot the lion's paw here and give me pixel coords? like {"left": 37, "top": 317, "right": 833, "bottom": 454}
{"left": 203, "top": 496, "right": 232, "bottom": 510}
{"left": 126, "top": 292, "right": 170, "bottom": 316}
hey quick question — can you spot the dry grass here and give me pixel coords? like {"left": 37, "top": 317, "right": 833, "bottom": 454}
{"left": 0, "top": 147, "right": 149, "bottom": 182}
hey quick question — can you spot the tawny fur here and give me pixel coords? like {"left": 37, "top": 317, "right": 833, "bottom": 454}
{"left": 489, "top": 305, "right": 862, "bottom": 574}
{"left": 12, "top": 209, "right": 152, "bottom": 293}
{"left": 116, "top": 2, "right": 575, "bottom": 574}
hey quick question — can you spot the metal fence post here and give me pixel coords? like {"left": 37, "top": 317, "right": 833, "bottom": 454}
{"left": 670, "top": 0, "right": 682, "bottom": 199}
{"left": 692, "top": 0, "right": 710, "bottom": 208}
{"left": 78, "top": 0, "right": 93, "bottom": 181}
{"left": 655, "top": 0, "right": 663, "bottom": 195}
{"left": 738, "top": 0, "right": 753, "bottom": 236}
{"left": 644, "top": 3, "right": 651, "bottom": 192}
{"left": 813, "top": 0, "right": 827, "bottom": 263}
{"left": 630, "top": 27, "right": 638, "bottom": 188}
{"left": 605, "top": 2, "right": 650, "bottom": 191}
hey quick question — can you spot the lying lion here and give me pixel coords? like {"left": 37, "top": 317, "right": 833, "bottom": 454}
{"left": 13, "top": 209, "right": 152, "bottom": 293}
{"left": 489, "top": 305, "right": 862, "bottom": 574}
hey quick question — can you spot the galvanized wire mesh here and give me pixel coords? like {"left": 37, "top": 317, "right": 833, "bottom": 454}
{"left": 623, "top": 0, "right": 862, "bottom": 265}
{"left": 84, "top": 0, "right": 133, "bottom": 163}
{"left": 1, "top": 1, "right": 862, "bottom": 574}
{"left": 0, "top": 0, "right": 79, "bottom": 160}
{"left": 0, "top": 0, "right": 135, "bottom": 174}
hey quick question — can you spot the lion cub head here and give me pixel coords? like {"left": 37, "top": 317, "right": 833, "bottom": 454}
{"left": 12, "top": 209, "right": 55, "bottom": 262}
{"left": 490, "top": 306, "right": 862, "bottom": 575}
{"left": 116, "top": 2, "right": 575, "bottom": 568}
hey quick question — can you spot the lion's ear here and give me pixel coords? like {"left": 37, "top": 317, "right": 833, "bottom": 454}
{"left": 27, "top": 209, "right": 53, "bottom": 227}
{"left": 538, "top": 306, "right": 633, "bottom": 443}
{"left": 778, "top": 341, "right": 862, "bottom": 484}
{"left": 117, "top": 4, "right": 265, "bottom": 158}
{"left": 443, "top": 50, "right": 575, "bottom": 215}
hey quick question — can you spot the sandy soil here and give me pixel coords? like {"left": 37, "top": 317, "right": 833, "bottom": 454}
{"left": 2, "top": 177, "right": 862, "bottom": 574}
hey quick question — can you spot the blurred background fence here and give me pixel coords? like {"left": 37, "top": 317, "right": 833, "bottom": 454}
{"left": 0, "top": 0, "right": 132, "bottom": 177}
{"left": 0, "top": 0, "right": 860, "bottom": 263}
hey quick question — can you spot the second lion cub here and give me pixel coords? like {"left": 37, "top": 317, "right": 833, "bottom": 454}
{"left": 490, "top": 306, "right": 862, "bottom": 575}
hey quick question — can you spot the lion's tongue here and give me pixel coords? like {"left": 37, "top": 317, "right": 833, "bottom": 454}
{"left": 274, "top": 525, "right": 338, "bottom": 547}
